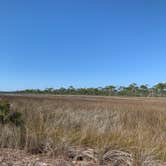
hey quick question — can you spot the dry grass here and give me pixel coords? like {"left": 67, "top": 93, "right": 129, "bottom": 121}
{"left": 0, "top": 95, "right": 166, "bottom": 165}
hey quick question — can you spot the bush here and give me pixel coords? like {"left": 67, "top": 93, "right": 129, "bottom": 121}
{"left": 0, "top": 100, "right": 23, "bottom": 127}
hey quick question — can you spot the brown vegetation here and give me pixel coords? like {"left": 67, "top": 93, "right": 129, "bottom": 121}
{"left": 0, "top": 95, "right": 166, "bottom": 165}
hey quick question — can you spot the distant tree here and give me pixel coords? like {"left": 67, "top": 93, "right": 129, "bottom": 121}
{"left": 45, "top": 88, "right": 54, "bottom": 93}
{"left": 68, "top": 86, "right": 76, "bottom": 94}
{"left": 14, "top": 82, "right": 166, "bottom": 97}
{"left": 105, "top": 85, "right": 116, "bottom": 96}
{"left": 117, "top": 86, "right": 128, "bottom": 96}
{"left": 58, "top": 87, "right": 66, "bottom": 94}
{"left": 154, "top": 83, "right": 166, "bottom": 96}
{"left": 127, "top": 83, "right": 139, "bottom": 96}
{"left": 139, "top": 84, "right": 149, "bottom": 96}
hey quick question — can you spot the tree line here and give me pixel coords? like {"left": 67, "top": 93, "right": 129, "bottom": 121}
{"left": 16, "top": 83, "right": 166, "bottom": 97}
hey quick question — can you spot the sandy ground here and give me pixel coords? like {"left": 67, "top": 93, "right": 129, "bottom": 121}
{"left": 0, "top": 148, "right": 99, "bottom": 166}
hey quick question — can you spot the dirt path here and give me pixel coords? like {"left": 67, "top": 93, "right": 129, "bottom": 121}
{"left": 0, "top": 149, "right": 73, "bottom": 166}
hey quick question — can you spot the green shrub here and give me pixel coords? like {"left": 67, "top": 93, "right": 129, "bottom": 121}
{"left": 0, "top": 100, "right": 23, "bottom": 127}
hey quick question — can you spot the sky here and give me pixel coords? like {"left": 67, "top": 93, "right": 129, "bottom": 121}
{"left": 0, "top": 0, "right": 166, "bottom": 90}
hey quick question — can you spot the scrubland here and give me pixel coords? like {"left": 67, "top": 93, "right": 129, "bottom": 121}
{"left": 0, "top": 95, "right": 166, "bottom": 165}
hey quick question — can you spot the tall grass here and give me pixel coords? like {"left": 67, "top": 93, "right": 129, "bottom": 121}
{"left": 0, "top": 96, "right": 166, "bottom": 164}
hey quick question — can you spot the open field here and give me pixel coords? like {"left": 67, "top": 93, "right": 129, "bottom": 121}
{"left": 0, "top": 94, "right": 166, "bottom": 165}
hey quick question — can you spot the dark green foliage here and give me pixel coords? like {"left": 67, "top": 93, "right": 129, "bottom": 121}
{"left": 15, "top": 82, "right": 166, "bottom": 97}
{"left": 0, "top": 100, "right": 23, "bottom": 127}
{"left": 0, "top": 100, "right": 10, "bottom": 124}
{"left": 8, "top": 112, "right": 23, "bottom": 127}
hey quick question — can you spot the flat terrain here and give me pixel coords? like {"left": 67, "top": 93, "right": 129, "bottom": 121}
{"left": 0, "top": 94, "right": 166, "bottom": 165}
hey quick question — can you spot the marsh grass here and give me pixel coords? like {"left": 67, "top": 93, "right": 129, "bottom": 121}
{"left": 0, "top": 96, "right": 166, "bottom": 164}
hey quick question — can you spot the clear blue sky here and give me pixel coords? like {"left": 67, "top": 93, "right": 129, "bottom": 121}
{"left": 0, "top": 0, "right": 165, "bottom": 90}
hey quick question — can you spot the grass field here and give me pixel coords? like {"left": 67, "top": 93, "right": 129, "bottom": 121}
{"left": 0, "top": 95, "right": 166, "bottom": 165}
